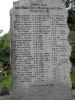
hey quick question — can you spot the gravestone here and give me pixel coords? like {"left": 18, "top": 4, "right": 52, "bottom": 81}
{"left": 0, "top": 84, "right": 9, "bottom": 96}
{"left": 10, "top": 0, "right": 72, "bottom": 100}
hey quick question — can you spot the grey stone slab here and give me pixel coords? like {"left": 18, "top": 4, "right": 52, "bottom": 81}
{"left": 9, "top": 0, "right": 72, "bottom": 100}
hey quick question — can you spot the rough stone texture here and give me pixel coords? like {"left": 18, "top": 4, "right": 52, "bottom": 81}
{"left": 10, "top": 0, "right": 72, "bottom": 100}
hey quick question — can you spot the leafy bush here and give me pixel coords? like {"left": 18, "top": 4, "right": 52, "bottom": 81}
{"left": 0, "top": 34, "right": 10, "bottom": 69}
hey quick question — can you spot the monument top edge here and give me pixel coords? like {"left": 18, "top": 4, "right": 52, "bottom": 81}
{"left": 19, "top": 0, "right": 43, "bottom": 4}
{"left": 13, "top": 0, "right": 65, "bottom": 5}
{"left": 12, "top": 0, "right": 66, "bottom": 11}
{"left": 19, "top": 0, "right": 42, "bottom": 1}
{"left": 12, "top": 0, "right": 41, "bottom": 5}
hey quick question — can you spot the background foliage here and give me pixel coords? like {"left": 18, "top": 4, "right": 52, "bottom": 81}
{"left": 0, "top": 34, "right": 10, "bottom": 69}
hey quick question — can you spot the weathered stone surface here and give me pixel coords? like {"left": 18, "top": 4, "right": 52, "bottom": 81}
{"left": 10, "top": 0, "right": 72, "bottom": 100}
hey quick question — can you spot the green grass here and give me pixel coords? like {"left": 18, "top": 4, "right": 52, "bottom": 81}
{"left": 0, "top": 96, "right": 5, "bottom": 100}
{"left": 0, "top": 75, "right": 11, "bottom": 92}
{"left": 71, "top": 72, "right": 75, "bottom": 87}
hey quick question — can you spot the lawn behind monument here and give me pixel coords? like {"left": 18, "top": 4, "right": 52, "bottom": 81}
{"left": 0, "top": 75, "right": 11, "bottom": 95}
{"left": 71, "top": 72, "right": 75, "bottom": 88}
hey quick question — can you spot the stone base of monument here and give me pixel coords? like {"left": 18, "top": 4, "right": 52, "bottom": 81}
{"left": 10, "top": 82, "right": 72, "bottom": 100}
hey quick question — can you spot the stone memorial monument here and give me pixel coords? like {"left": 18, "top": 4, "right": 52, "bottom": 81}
{"left": 10, "top": 0, "right": 72, "bottom": 100}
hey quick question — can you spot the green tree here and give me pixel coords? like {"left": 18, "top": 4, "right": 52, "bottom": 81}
{"left": 65, "top": 0, "right": 70, "bottom": 8}
{"left": 67, "top": 9, "right": 75, "bottom": 30}
{"left": 0, "top": 34, "right": 10, "bottom": 68}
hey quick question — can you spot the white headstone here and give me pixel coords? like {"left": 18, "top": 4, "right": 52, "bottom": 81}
{"left": 10, "top": 0, "right": 72, "bottom": 100}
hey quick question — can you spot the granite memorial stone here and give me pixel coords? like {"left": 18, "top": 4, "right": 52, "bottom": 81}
{"left": 10, "top": 0, "right": 72, "bottom": 100}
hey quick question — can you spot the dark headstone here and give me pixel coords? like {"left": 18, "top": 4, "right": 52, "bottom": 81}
{"left": 0, "top": 84, "right": 9, "bottom": 96}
